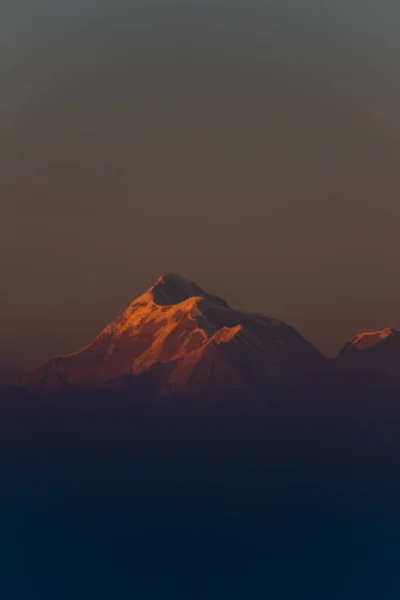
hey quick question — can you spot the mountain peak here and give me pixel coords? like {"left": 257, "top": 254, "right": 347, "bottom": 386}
{"left": 336, "top": 328, "right": 400, "bottom": 385}
{"left": 139, "top": 273, "right": 228, "bottom": 309}
{"left": 350, "top": 328, "right": 395, "bottom": 351}
{"left": 15, "top": 275, "right": 324, "bottom": 395}
{"left": 156, "top": 273, "right": 191, "bottom": 286}
{"left": 149, "top": 273, "right": 205, "bottom": 306}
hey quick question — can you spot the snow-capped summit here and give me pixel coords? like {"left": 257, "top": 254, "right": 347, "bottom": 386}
{"left": 350, "top": 329, "right": 395, "bottom": 351}
{"left": 136, "top": 273, "right": 229, "bottom": 309}
{"left": 15, "top": 274, "right": 324, "bottom": 396}
{"left": 336, "top": 328, "right": 400, "bottom": 385}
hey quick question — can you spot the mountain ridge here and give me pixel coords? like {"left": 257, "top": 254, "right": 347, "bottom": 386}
{"left": 14, "top": 273, "right": 325, "bottom": 396}
{"left": 12, "top": 274, "right": 400, "bottom": 396}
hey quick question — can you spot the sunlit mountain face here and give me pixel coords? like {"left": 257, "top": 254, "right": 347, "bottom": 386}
{"left": 15, "top": 273, "right": 324, "bottom": 397}
{"left": 13, "top": 275, "right": 400, "bottom": 399}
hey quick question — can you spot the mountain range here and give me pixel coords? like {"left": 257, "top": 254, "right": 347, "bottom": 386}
{"left": 13, "top": 274, "right": 400, "bottom": 397}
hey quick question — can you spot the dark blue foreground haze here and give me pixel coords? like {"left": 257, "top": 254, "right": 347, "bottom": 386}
{"left": 1, "top": 386, "right": 400, "bottom": 599}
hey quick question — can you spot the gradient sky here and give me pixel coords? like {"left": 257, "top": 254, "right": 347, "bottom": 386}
{"left": 2, "top": 0, "right": 400, "bottom": 374}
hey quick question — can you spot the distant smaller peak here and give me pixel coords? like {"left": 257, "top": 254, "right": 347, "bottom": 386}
{"left": 351, "top": 328, "right": 395, "bottom": 351}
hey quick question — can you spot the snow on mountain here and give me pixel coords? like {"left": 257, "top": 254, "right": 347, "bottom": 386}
{"left": 350, "top": 329, "right": 395, "bottom": 351}
{"left": 15, "top": 274, "right": 324, "bottom": 396}
{"left": 336, "top": 328, "right": 400, "bottom": 385}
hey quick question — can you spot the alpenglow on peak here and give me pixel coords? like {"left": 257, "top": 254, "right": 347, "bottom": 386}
{"left": 15, "top": 274, "right": 324, "bottom": 396}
